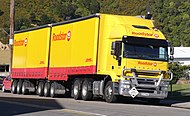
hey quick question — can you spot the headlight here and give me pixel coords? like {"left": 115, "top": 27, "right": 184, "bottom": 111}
{"left": 123, "top": 85, "right": 130, "bottom": 89}
{"left": 161, "top": 81, "right": 169, "bottom": 87}
{"left": 161, "top": 87, "right": 168, "bottom": 91}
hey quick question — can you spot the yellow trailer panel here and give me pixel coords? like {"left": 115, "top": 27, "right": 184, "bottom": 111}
{"left": 12, "top": 26, "right": 51, "bottom": 79}
{"left": 49, "top": 16, "right": 99, "bottom": 80}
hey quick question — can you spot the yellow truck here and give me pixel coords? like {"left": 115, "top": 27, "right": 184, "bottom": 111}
{"left": 11, "top": 14, "right": 173, "bottom": 103}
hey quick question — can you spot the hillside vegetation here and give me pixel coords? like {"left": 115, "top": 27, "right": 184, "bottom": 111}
{"left": 0, "top": 0, "right": 190, "bottom": 47}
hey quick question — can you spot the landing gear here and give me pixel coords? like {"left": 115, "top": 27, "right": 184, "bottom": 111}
{"left": 81, "top": 79, "right": 93, "bottom": 101}
{"left": 104, "top": 81, "right": 117, "bottom": 103}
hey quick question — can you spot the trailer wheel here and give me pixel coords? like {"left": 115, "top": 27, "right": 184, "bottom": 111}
{"left": 17, "top": 80, "right": 23, "bottom": 94}
{"left": 38, "top": 81, "right": 44, "bottom": 96}
{"left": 44, "top": 82, "right": 50, "bottom": 97}
{"left": 104, "top": 81, "right": 117, "bottom": 103}
{"left": 22, "top": 81, "right": 29, "bottom": 95}
{"left": 50, "top": 82, "right": 56, "bottom": 98}
{"left": 11, "top": 80, "right": 18, "bottom": 94}
{"left": 73, "top": 79, "right": 82, "bottom": 100}
{"left": 81, "top": 79, "right": 93, "bottom": 101}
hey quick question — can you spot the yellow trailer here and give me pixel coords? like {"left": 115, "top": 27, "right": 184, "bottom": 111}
{"left": 12, "top": 25, "right": 51, "bottom": 94}
{"left": 11, "top": 14, "right": 173, "bottom": 103}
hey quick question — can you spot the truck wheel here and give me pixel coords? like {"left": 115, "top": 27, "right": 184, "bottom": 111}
{"left": 2, "top": 85, "right": 6, "bottom": 92}
{"left": 11, "top": 80, "right": 18, "bottom": 94}
{"left": 73, "top": 79, "right": 82, "bottom": 100}
{"left": 81, "top": 79, "right": 93, "bottom": 101}
{"left": 104, "top": 81, "right": 117, "bottom": 103}
{"left": 17, "top": 80, "right": 23, "bottom": 94}
{"left": 38, "top": 81, "right": 44, "bottom": 96}
{"left": 22, "top": 81, "right": 29, "bottom": 95}
{"left": 44, "top": 82, "right": 50, "bottom": 97}
{"left": 50, "top": 82, "right": 56, "bottom": 97}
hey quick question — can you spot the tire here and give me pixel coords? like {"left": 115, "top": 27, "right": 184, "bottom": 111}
{"left": 73, "top": 79, "right": 82, "bottom": 100}
{"left": 11, "top": 80, "right": 18, "bottom": 94}
{"left": 44, "top": 82, "right": 50, "bottom": 97}
{"left": 22, "top": 81, "right": 29, "bottom": 95}
{"left": 2, "top": 85, "right": 6, "bottom": 92}
{"left": 17, "top": 80, "right": 23, "bottom": 94}
{"left": 81, "top": 79, "right": 93, "bottom": 101}
{"left": 104, "top": 81, "right": 117, "bottom": 103}
{"left": 50, "top": 82, "right": 56, "bottom": 98}
{"left": 38, "top": 81, "right": 44, "bottom": 96}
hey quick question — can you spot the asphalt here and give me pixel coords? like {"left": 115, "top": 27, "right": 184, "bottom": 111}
{"left": 161, "top": 100, "right": 190, "bottom": 109}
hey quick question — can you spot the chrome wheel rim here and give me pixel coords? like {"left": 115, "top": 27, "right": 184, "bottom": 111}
{"left": 44, "top": 85, "right": 47, "bottom": 94}
{"left": 50, "top": 86, "right": 54, "bottom": 96}
{"left": 74, "top": 85, "right": 78, "bottom": 96}
{"left": 2, "top": 86, "right": 5, "bottom": 92}
{"left": 82, "top": 85, "right": 87, "bottom": 97}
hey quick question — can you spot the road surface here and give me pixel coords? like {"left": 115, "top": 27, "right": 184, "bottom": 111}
{"left": 0, "top": 91, "right": 190, "bottom": 116}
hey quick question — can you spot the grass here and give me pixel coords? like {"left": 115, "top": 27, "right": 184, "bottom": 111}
{"left": 167, "top": 84, "right": 190, "bottom": 102}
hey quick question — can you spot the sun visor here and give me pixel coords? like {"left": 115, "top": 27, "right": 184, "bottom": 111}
{"left": 122, "top": 36, "right": 168, "bottom": 47}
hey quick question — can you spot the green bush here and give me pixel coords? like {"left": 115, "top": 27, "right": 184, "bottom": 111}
{"left": 169, "top": 62, "right": 189, "bottom": 84}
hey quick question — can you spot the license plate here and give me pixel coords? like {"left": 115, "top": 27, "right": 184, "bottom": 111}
{"left": 141, "top": 93, "right": 150, "bottom": 96}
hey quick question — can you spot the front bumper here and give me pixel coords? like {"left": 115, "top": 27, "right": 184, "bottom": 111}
{"left": 119, "top": 80, "right": 168, "bottom": 99}
{"left": 118, "top": 69, "right": 173, "bottom": 99}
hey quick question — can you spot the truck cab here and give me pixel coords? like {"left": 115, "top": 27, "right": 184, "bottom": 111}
{"left": 111, "top": 36, "right": 172, "bottom": 99}
{"left": 96, "top": 14, "right": 173, "bottom": 102}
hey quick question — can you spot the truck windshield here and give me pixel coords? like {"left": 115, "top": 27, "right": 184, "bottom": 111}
{"left": 123, "top": 43, "right": 168, "bottom": 61}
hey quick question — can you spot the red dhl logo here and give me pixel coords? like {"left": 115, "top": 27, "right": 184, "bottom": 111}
{"left": 138, "top": 61, "right": 157, "bottom": 67}
{"left": 132, "top": 32, "right": 153, "bottom": 37}
{"left": 14, "top": 38, "right": 28, "bottom": 47}
{"left": 85, "top": 58, "right": 92, "bottom": 62}
{"left": 53, "top": 31, "right": 71, "bottom": 41}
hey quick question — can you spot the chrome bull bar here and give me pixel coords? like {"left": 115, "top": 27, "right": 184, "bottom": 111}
{"left": 122, "top": 68, "right": 173, "bottom": 88}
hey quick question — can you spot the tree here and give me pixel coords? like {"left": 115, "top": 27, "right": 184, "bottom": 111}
{"left": 75, "top": 0, "right": 100, "bottom": 17}
{"left": 169, "top": 62, "right": 189, "bottom": 84}
{"left": 0, "top": 10, "right": 4, "bottom": 16}
{"left": 39, "top": 14, "right": 55, "bottom": 25}
{"left": 15, "top": 18, "right": 31, "bottom": 31}
{"left": 151, "top": 0, "right": 190, "bottom": 47}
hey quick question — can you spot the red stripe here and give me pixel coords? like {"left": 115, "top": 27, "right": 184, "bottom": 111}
{"left": 12, "top": 67, "right": 48, "bottom": 79}
{"left": 12, "top": 65, "right": 96, "bottom": 81}
{"left": 48, "top": 65, "right": 96, "bottom": 81}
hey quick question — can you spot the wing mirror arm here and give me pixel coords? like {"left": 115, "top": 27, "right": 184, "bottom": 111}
{"left": 111, "top": 41, "right": 122, "bottom": 66}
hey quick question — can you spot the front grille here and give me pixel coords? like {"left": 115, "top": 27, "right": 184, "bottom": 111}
{"left": 136, "top": 87, "right": 156, "bottom": 93}
{"left": 132, "top": 78, "right": 159, "bottom": 93}
{"left": 136, "top": 72, "right": 159, "bottom": 77}
{"left": 137, "top": 78, "right": 157, "bottom": 85}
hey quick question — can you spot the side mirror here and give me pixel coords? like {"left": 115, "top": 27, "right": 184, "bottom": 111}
{"left": 111, "top": 41, "right": 122, "bottom": 58}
